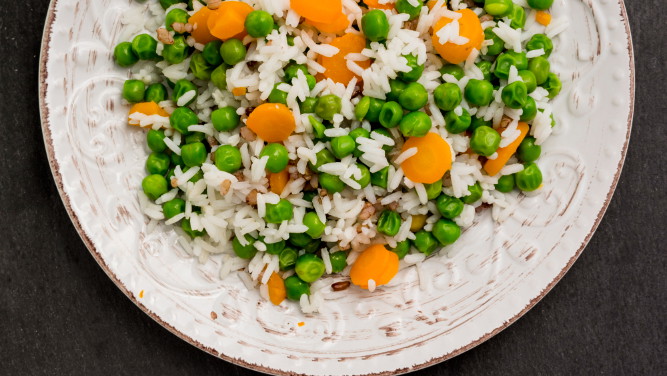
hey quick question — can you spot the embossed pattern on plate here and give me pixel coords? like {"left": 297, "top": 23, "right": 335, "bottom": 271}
{"left": 39, "top": 0, "right": 634, "bottom": 374}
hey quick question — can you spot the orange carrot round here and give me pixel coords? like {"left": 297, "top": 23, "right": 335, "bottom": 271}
{"left": 246, "top": 103, "right": 296, "bottom": 142}
{"left": 128, "top": 102, "right": 170, "bottom": 127}
{"left": 269, "top": 169, "right": 290, "bottom": 194}
{"left": 305, "top": 12, "right": 350, "bottom": 34}
{"left": 188, "top": 7, "right": 218, "bottom": 45}
{"left": 291, "top": 0, "right": 342, "bottom": 23}
{"left": 318, "top": 33, "right": 370, "bottom": 85}
{"left": 208, "top": 1, "right": 254, "bottom": 41}
{"left": 364, "top": 0, "right": 395, "bottom": 10}
{"left": 267, "top": 272, "right": 287, "bottom": 305}
{"left": 483, "top": 122, "right": 529, "bottom": 176}
{"left": 350, "top": 244, "right": 399, "bottom": 290}
{"left": 432, "top": 9, "right": 484, "bottom": 64}
{"left": 401, "top": 132, "right": 452, "bottom": 184}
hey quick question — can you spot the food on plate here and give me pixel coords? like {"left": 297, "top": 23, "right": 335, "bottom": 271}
{"left": 115, "top": 0, "right": 563, "bottom": 312}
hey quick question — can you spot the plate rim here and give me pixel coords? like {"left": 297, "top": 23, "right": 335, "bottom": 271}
{"left": 37, "top": 1, "right": 635, "bottom": 374}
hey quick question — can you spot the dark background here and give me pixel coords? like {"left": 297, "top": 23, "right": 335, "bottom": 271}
{"left": 1, "top": 0, "right": 665, "bottom": 375}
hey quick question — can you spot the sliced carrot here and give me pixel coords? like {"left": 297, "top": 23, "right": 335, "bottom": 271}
{"left": 432, "top": 9, "right": 484, "bottom": 64}
{"left": 350, "top": 244, "right": 399, "bottom": 290}
{"left": 483, "top": 122, "right": 529, "bottom": 176}
{"left": 269, "top": 169, "right": 290, "bottom": 195}
{"left": 231, "top": 87, "right": 247, "bottom": 96}
{"left": 291, "top": 0, "right": 342, "bottom": 24}
{"left": 246, "top": 103, "right": 296, "bottom": 142}
{"left": 208, "top": 1, "right": 253, "bottom": 41}
{"left": 401, "top": 132, "right": 452, "bottom": 184}
{"left": 535, "top": 11, "right": 552, "bottom": 26}
{"left": 426, "top": 0, "right": 437, "bottom": 10}
{"left": 267, "top": 272, "right": 286, "bottom": 305}
{"left": 188, "top": 7, "right": 218, "bottom": 45}
{"left": 128, "top": 102, "right": 170, "bottom": 127}
{"left": 305, "top": 12, "right": 350, "bottom": 34}
{"left": 364, "top": 0, "right": 394, "bottom": 10}
{"left": 318, "top": 33, "right": 370, "bottom": 85}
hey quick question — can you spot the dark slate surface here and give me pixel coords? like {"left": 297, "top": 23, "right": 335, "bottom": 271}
{"left": 1, "top": 0, "right": 665, "bottom": 375}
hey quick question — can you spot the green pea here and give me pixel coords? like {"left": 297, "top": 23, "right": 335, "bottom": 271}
{"left": 319, "top": 173, "right": 345, "bottom": 193}
{"left": 520, "top": 97, "right": 538, "bottom": 122}
{"left": 379, "top": 101, "right": 404, "bottom": 128}
{"left": 165, "top": 8, "right": 189, "bottom": 32}
{"left": 185, "top": 132, "right": 205, "bottom": 144}
{"left": 362, "top": 9, "right": 390, "bottom": 42}
{"left": 395, "top": 0, "right": 423, "bottom": 20}
{"left": 284, "top": 63, "right": 308, "bottom": 83}
{"left": 515, "top": 163, "right": 543, "bottom": 191}
{"left": 387, "top": 79, "right": 408, "bottom": 101}
{"left": 526, "top": 34, "right": 553, "bottom": 57}
{"left": 302, "top": 191, "right": 317, "bottom": 203}
{"left": 495, "top": 174, "right": 515, "bottom": 193}
{"left": 542, "top": 72, "right": 562, "bottom": 98}
{"left": 142, "top": 174, "right": 168, "bottom": 200}
{"left": 146, "top": 130, "right": 167, "bottom": 153}
{"left": 470, "top": 116, "right": 492, "bottom": 132}
{"left": 279, "top": 248, "right": 299, "bottom": 270}
{"left": 399, "top": 111, "right": 432, "bottom": 137}
{"left": 284, "top": 275, "right": 310, "bottom": 300}
{"left": 260, "top": 143, "right": 289, "bottom": 173}
{"left": 303, "top": 237, "right": 322, "bottom": 254}
{"left": 353, "top": 163, "right": 371, "bottom": 188}
{"left": 477, "top": 60, "right": 493, "bottom": 81}
{"left": 305, "top": 75, "right": 316, "bottom": 90}
{"left": 377, "top": 210, "right": 402, "bottom": 236}
{"left": 211, "top": 106, "right": 240, "bottom": 132}
{"left": 371, "top": 166, "right": 389, "bottom": 189}
{"left": 528, "top": 56, "right": 550, "bottom": 85}
{"left": 309, "top": 148, "right": 335, "bottom": 173}
{"left": 425, "top": 180, "right": 442, "bottom": 200}
{"left": 160, "top": 0, "right": 184, "bottom": 9}
{"left": 517, "top": 136, "right": 541, "bottom": 163}
{"left": 122, "top": 80, "right": 145, "bottom": 103}
{"left": 220, "top": 38, "right": 247, "bottom": 65}
{"left": 171, "top": 152, "right": 183, "bottom": 167}
{"left": 287, "top": 35, "right": 295, "bottom": 46}
{"left": 470, "top": 125, "right": 501, "bottom": 157}
{"left": 180, "top": 142, "right": 206, "bottom": 167}
{"left": 265, "top": 199, "right": 294, "bottom": 224}
{"left": 190, "top": 53, "right": 213, "bottom": 80}
{"left": 264, "top": 239, "right": 286, "bottom": 255}
{"left": 308, "top": 115, "right": 327, "bottom": 139}
{"left": 483, "top": 29, "right": 504, "bottom": 57}
{"left": 300, "top": 97, "right": 318, "bottom": 113}
{"left": 329, "top": 251, "right": 347, "bottom": 273}
{"left": 162, "top": 198, "right": 185, "bottom": 219}
{"left": 444, "top": 108, "right": 471, "bottom": 134}
{"left": 181, "top": 218, "right": 206, "bottom": 238}
{"left": 295, "top": 254, "right": 325, "bottom": 283}
{"left": 289, "top": 232, "right": 312, "bottom": 248}
{"left": 464, "top": 79, "right": 494, "bottom": 107}
{"left": 432, "top": 219, "right": 461, "bottom": 245}
{"left": 494, "top": 51, "right": 528, "bottom": 80}
{"left": 413, "top": 231, "right": 439, "bottom": 256}
{"left": 501, "top": 81, "right": 528, "bottom": 109}
{"left": 172, "top": 79, "right": 198, "bottom": 106}
{"left": 518, "top": 70, "right": 537, "bottom": 93}
{"left": 439, "top": 64, "right": 464, "bottom": 80}
{"left": 169, "top": 107, "right": 198, "bottom": 135}
{"left": 113, "top": 42, "right": 138, "bottom": 67}
{"left": 202, "top": 40, "right": 223, "bottom": 66}
{"left": 315, "top": 94, "right": 342, "bottom": 121}
{"left": 398, "top": 54, "right": 424, "bottom": 82}
{"left": 268, "top": 83, "right": 288, "bottom": 104}
{"left": 355, "top": 96, "right": 371, "bottom": 120}
{"left": 131, "top": 34, "right": 159, "bottom": 60}
{"left": 163, "top": 35, "right": 189, "bottom": 64}
{"left": 210, "top": 64, "right": 228, "bottom": 90}
{"left": 214, "top": 145, "right": 242, "bottom": 173}
{"left": 303, "top": 212, "right": 326, "bottom": 238}
{"left": 484, "top": 0, "right": 513, "bottom": 16}
{"left": 330, "top": 135, "right": 355, "bottom": 159}
{"left": 436, "top": 194, "right": 464, "bottom": 219}
{"left": 245, "top": 10, "right": 274, "bottom": 38}
{"left": 527, "top": 0, "right": 554, "bottom": 11}
{"left": 389, "top": 241, "right": 410, "bottom": 259}
{"left": 350, "top": 127, "right": 370, "bottom": 157}
{"left": 366, "top": 97, "right": 385, "bottom": 122}
{"left": 508, "top": 4, "right": 526, "bottom": 29}
{"left": 232, "top": 234, "right": 258, "bottom": 259}
{"left": 145, "top": 83, "right": 168, "bottom": 103}
{"left": 462, "top": 182, "right": 483, "bottom": 204}
{"left": 399, "top": 82, "right": 428, "bottom": 111}
{"left": 145, "top": 152, "right": 171, "bottom": 175}
{"left": 433, "top": 83, "right": 462, "bottom": 111}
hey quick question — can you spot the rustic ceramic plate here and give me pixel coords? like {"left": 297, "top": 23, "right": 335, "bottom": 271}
{"left": 39, "top": 0, "right": 634, "bottom": 374}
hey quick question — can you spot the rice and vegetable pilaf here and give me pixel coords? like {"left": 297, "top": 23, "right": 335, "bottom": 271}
{"left": 115, "top": 0, "right": 565, "bottom": 312}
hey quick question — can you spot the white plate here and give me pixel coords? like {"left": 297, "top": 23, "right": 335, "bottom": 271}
{"left": 39, "top": 0, "right": 634, "bottom": 374}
